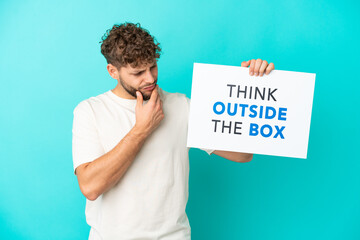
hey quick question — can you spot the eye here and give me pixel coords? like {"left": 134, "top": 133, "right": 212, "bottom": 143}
{"left": 135, "top": 71, "right": 143, "bottom": 76}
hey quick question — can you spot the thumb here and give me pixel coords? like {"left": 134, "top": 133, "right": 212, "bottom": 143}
{"left": 136, "top": 91, "right": 143, "bottom": 108}
{"left": 241, "top": 60, "right": 251, "bottom": 67}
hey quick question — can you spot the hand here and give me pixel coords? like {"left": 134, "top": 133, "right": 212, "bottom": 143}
{"left": 241, "top": 59, "right": 275, "bottom": 77}
{"left": 134, "top": 85, "right": 164, "bottom": 135}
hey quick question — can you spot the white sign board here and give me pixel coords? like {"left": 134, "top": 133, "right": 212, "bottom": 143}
{"left": 187, "top": 63, "right": 316, "bottom": 159}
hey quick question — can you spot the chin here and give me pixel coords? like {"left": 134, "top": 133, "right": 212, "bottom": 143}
{"left": 142, "top": 94, "right": 151, "bottom": 101}
{"left": 141, "top": 89, "right": 155, "bottom": 101}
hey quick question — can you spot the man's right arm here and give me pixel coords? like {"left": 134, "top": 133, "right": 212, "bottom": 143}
{"left": 75, "top": 86, "right": 164, "bottom": 201}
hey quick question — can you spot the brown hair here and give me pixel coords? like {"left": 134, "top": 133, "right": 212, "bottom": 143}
{"left": 99, "top": 22, "right": 162, "bottom": 69}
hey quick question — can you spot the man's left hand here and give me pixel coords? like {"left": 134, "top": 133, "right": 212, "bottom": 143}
{"left": 241, "top": 59, "right": 275, "bottom": 76}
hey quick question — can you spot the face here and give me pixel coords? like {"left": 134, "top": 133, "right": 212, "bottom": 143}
{"left": 110, "top": 61, "right": 158, "bottom": 101}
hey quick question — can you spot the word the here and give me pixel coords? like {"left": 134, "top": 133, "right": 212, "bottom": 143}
{"left": 211, "top": 120, "right": 242, "bottom": 134}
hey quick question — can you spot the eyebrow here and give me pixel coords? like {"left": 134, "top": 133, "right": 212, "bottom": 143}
{"left": 132, "top": 70, "right": 145, "bottom": 74}
{"left": 131, "top": 63, "right": 157, "bottom": 74}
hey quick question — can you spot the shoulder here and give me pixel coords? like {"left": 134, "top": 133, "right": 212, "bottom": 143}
{"left": 159, "top": 88, "right": 191, "bottom": 124}
{"left": 160, "top": 88, "right": 190, "bottom": 106}
{"left": 73, "top": 91, "right": 109, "bottom": 115}
{"left": 159, "top": 88, "right": 191, "bottom": 118}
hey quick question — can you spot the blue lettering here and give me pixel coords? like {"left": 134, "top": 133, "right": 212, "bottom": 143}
{"left": 265, "top": 107, "right": 276, "bottom": 119}
{"left": 274, "top": 126, "right": 285, "bottom": 139}
{"left": 260, "top": 124, "right": 272, "bottom": 137}
{"left": 278, "top": 108, "right": 287, "bottom": 121}
{"left": 213, "top": 102, "right": 225, "bottom": 115}
{"left": 249, "top": 123, "right": 259, "bottom": 136}
{"left": 239, "top": 104, "right": 249, "bottom": 117}
{"left": 249, "top": 105, "right": 258, "bottom": 118}
{"left": 227, "top": 103, "right": 237, "bottom": 116}
{"left": 259, "top": 106, "right": 264, "bottom": 118}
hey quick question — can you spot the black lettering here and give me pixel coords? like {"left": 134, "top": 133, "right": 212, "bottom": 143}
{"left": 227, "top": 84, "right": 236, "bottom": 98}
{"left": 222, "top": 120, "right": 232, "bottom": 134}
{"left": 237, "top": 85, "right": 247, "bottom": 99}
{"left": 212, "top": 119, "right": 221, "bottom": 132}
{"left": 255, "top": 87, "right": 265, "bottom": 100}
{"left": 234, "top": 122, "right": 242, "bottom": 135}
{"left": 268, "top": 88, "right": 277, "bottom": 101}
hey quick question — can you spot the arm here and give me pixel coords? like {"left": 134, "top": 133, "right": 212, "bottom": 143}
{"left": 76, "top": 86, "right": 164, "bottom": 201}
{"left": 76, "top": 127, "right": 149, "bottom": 201}
{"left": 211, "top": 150, "right": 253, "bottom": 163}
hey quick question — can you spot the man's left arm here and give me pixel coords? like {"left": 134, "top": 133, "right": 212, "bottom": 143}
{"left": 212, "top": 59, "right": 275, "bottom": 163}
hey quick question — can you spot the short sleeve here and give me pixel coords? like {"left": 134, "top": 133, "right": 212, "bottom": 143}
{"left": 185, "top": 97, "right": 214, "bottom": 156}
{"left": 200, "top": 148, "right": 214, "bottom": 155}
{"left": 72, "top": 101, "right": 105, "bottom": 174}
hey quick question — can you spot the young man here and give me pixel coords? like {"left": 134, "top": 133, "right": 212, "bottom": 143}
{"left": 72, "top": 22, "right": 275, "bottom": 240}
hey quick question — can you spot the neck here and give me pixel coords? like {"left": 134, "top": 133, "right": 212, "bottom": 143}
{"left": 111, "top": 84, "right": 136, "bottom": 100}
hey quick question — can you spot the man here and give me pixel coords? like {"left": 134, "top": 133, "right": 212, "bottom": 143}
{"left": 72, "top": 22, "right": 275, "bottom": 240}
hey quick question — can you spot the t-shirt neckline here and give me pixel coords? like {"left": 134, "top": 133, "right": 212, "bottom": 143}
{"left": 106, "top": 89, "right": 151, "bottom": 108}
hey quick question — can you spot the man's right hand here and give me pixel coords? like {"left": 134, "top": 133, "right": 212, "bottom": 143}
{"left": 134, "top": 85, "right": 164, "bottom": 135}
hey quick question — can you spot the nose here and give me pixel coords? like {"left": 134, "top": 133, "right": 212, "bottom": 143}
{"left": 144, "top": 69, "right": 155, "bottom": 84}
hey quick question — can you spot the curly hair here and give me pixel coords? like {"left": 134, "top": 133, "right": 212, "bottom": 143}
{"left": 99, "top": 22, "right": 162, "bottom": 69}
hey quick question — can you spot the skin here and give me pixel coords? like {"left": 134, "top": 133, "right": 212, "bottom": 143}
{"left": 75, "top": 59, "right": 275, "bottom": 201}
{"left": 108, "top": 60, "right": 159, "bottom": 101}
{"left": 241, "top": 59, "right": 275, "bottom": 76}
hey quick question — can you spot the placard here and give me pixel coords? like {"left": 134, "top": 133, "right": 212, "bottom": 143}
{"left": 187, "top": 63, "right": 316, "bottom": 159}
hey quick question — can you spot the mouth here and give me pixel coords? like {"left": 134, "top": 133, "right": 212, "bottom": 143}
{"left": 142, "top": 83, "right": 156, "bottom": 91}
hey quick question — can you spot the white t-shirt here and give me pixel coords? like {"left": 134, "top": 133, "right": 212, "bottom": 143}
{"left": 72, "top": 87, "right": 213, "bottom": 240}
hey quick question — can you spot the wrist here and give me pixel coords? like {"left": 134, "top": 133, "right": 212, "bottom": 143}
{"left": 132, "top": 124, "right": 151, "bottom": 139}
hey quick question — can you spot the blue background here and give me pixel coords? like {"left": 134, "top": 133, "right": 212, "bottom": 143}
{"left": 1, "top": 0, "right": 359, "bottom": 239}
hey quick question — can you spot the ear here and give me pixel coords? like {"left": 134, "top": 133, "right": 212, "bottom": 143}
{"left": 107, "top": 64, "right": 120, "bottom": 80}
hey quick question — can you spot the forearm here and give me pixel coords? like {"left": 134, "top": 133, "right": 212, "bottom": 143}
{"left": 212, "top": 150, "right": 253, "bottom": 163}
{"left": 77, "top": 126, "right": 149, "bottom": 200}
